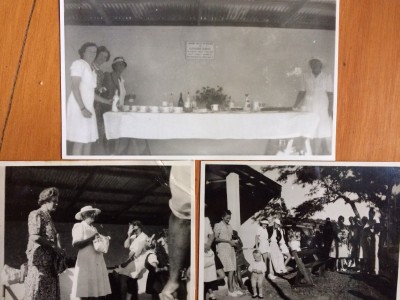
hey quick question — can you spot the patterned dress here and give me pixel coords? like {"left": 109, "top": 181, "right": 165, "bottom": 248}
{"left": 214, "top": 221, "right": 236, "bottom": 272}
{"left": 330, "top": 225, "right": 350, "bottom": 258}
{"left": 24, "top": 209, "right": 60, "bottom": 300}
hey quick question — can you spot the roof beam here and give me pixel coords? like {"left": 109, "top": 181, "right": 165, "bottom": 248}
{"left": 112, "top": 181, "right": 165, "bottom": 221}
{"left": 65, "top": 167, "right": 100, "bottom": 211}
{"left": 88, "top": 0, "right": 112, "bottom": 25}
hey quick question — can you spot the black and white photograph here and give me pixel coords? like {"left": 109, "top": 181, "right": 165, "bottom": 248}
{"left": 60, "top": 0, "right": 338, "bottom": 159}
{"left": 199, "top": 162, "right": 399, "bottom": 299}
{"left": 0, "top": 161, "right": 194, "bottom": 300}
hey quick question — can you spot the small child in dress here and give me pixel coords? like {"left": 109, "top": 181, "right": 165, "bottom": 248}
{"left": 248, "top": 250, "right": 266, "bottom": 298}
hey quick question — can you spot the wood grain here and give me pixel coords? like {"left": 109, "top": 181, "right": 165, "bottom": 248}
{"left": 0, "top": 0, "right": 35, "bottom": 154}
{"left": 336, "top": 0, "right": 400, "bottom": 161}
{"left": 0, "top": 0, "right": 61, "bottom": 160}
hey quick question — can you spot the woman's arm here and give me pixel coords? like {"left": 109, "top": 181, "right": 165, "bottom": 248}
{"left": 94, "top": 94, "right": 112, "bottom": 105}
{"left": 293, "top": 91, "right": 306, "bottom": 108}
{"left": 214, "top": 236, "right": 235, "bottom": 246}
{"left": 72, "top": 234, "right": 97, "bottom": 250}
{"left": 327, "top": 91, "right": 333, "bottom": 118}
{"left": 205, "top": 232, "right": 214, "bottom": 252}
{"left": 30, "top": 235, "right": 64, "bottom": 255}
{"left": 71, "top": 76, "right": 92, "bottom": 118}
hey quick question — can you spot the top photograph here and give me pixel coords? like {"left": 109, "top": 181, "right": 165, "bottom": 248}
{"left": 60, "top": 0, "right": 338, "bottom": 160}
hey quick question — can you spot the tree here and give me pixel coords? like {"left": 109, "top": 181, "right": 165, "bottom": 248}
{"left": 260, "top": 165, "right": 400, "bottom": 221}
{"left": 254, "top": 197, "right": 290, "bottom": 221}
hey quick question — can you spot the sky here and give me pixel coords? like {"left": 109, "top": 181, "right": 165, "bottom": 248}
{"left": 252, "top": 165, "right": 371, "bottom": 224}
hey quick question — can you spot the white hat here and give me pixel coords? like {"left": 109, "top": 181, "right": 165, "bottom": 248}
{"left": 75, "top": 205, "right": 101, "bottom": 221}
{"left": 260, "top": 219, "right": 269, "bottom": 224}
{"left": 274, "top": 219, "right": 282, "bottom": 225}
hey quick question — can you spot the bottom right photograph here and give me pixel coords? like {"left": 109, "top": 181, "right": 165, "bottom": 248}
{"left": 199, "top": 162, "right": 399, "bottom": 300}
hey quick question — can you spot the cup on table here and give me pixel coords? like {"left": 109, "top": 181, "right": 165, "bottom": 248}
{"left": 174, "top": 107, "right": 183, "bottom": 113}
{"left": 252, "top": 101, "right": 260, "bottom": 112}
{"left": 131, "top": 105, "right": 138, "bottom": 112}
{"left": 139, "top": 106, "right": 147, "bottom": 112}
{"left": 150, "top": 106, "right": 159, "bottom": 113}
{"left": 211, "top": 104, "right": 219, "bottom": 112}
{"left": 162, "top": 101, "right": 168, "bottom": 107}
{"left": 160, "top": 106, "right": 170, "bottom": 113}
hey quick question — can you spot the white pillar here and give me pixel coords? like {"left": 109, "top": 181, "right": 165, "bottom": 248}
{"left": 226, "top": 173, "right": 241, "bottom": 231}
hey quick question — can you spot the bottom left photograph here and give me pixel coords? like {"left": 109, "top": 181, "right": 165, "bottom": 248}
{"left": 0, "top": 161, "right": 195, "bottom": 300}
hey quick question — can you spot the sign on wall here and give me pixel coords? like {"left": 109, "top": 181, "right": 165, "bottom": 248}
{"left": 186, "top": 42, "right": 215, "bottom": 59}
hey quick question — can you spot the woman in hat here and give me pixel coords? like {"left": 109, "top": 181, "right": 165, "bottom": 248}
{"left": 102, "top": 56, "right": 135, "bottom": 154}
{"left": 255, "top": 218, "right": 275, "bottom": 280}
{"left": 66, "top": 42, "right": 112, "bottom": 156}
{"left": 293, "top": 58, "right": 333, "bottom": 155}
{"left": 71, "top": 205, "right": 111, "bottom": 299}
{"left": 24, "top": 187, "right": 64, "bottom": 300}
{"left": 268, "top": 219, "right": 287, "bottom": 275}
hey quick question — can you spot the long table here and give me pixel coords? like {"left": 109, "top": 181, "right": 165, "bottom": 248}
{"left": 103, "top": 111, "right": 320, "bottom": 155}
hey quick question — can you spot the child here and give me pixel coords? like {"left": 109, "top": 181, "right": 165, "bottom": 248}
{"left": 248, "top": 250, "right": 266, "bottom": 298}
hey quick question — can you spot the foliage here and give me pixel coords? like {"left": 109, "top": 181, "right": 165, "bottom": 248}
{"left": 253, "top": 197, "right": 290, "bottom": 221}
{"left": 260, "top": 166, "right": 400, "bottom": 219}
{"left": 195, "top": 86, "right": 231, "bottom": 109}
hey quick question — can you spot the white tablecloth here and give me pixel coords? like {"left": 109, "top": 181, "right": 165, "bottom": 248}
{"left": 103, "top": 111, "right": 320, "bottom": 140}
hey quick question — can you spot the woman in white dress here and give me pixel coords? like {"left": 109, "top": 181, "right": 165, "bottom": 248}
{"left": 71, "top": 206, "right": 111, "bottom": 299}
{"left": 255, "top": 219, "right": 275, "bottom": 280}
{"left": 293, "top": 58, "right": 334, "bottom": 155}
{"left": 214, "top": 210, "right": 241, "bottom": 297}
{"left": 269, "top": 219, "right": 287, "bottom": 275}
{"left": 66, "top": 42, "right": 111, "bottom": 156}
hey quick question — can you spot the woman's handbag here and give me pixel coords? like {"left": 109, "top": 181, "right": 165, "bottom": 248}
{"left": 93, "top": 234, "right": 111, "bottom": 253}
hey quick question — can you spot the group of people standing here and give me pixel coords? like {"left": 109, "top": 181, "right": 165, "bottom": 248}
{"left": 204, "top": 211, "right": 291, "bottom": 299}
{"left": 317, "top": 209, "right": 382, "bottom": 275}
{"left": 66, "top": 42, "right": 133, "bottom": 156}
{"left": 23, "top": 187, "right": 171, "bottom": 300}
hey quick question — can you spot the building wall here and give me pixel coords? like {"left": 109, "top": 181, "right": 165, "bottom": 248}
{"left": 64, "top": 26, "right": 335, "bottom": 108}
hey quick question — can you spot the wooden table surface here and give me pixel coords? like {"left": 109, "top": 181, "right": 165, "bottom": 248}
{"left": 1, "top": 0, "right": 400, "bottom": 161}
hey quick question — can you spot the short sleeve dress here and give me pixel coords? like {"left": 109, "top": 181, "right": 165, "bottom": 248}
{"left": 300, "top": 71, "right": 333, "bottom": 138}
{"left": 256, "top": 225, "right": 270, "bottom": 254}
{"left": 71, "top": 221, "right": 111, "bottom": 298}
{"left": 66, "top": 59, "right": 99, "bottom": 143}
{"left": 214, "top": 221, "right": 236, "bottom": 272}
{"left": 24, "top": 209, "right": 60, "bottom": 300}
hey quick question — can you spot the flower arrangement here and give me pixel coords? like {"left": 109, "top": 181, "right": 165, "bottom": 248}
{"left": 195, "top": 86, "right": 231, "bottom": 109}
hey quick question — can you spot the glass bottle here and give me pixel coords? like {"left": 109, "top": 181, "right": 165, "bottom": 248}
{"left": 178, "top": 93, "right": 184, "bottom": 108}
{"left": 184, "top": 92, "right": 192, "bottom": 112}
{"left": 244, "top": 94, "right": 251, "bottom": 111}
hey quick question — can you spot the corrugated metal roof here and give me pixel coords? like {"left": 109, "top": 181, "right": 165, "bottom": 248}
{"left": 64, "top": 0, "right": 336, "bottom": 30}
{"left": 5, "top": 165, "right": 172, "bottom": 226}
